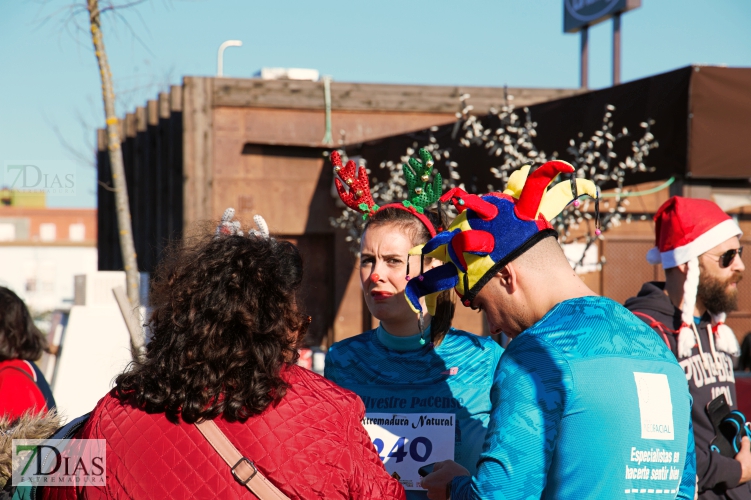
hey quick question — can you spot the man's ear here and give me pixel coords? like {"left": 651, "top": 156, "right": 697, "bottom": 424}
{"left": 673, "top": 263, "right": 689, "bottom": 276}
{"left": 496, "top": 263, "right": 519, "bottom": 293}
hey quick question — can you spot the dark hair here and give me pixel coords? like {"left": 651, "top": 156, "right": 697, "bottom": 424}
{"left": 0, "top": 287, "right": 46, "bottom": 361}
{"left": 114, "top": 231, "right": 308, "bottom": 424}
{"left": 363, "top": 207, "right": 455, "bottom": 345}
{"left": 739, "top": 332, "right": 751, "bottom": 372}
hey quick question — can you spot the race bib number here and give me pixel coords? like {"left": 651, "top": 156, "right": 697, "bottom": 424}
{"left": 362, "top": 413, "right": 455, "bottom": 490}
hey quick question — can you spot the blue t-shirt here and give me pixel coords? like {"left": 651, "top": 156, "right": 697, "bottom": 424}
{"left": 325, "top": 325, "right": 503, "bottom": 499}
{"left": 452, "top": 296, "right": 696, "bottom": 500}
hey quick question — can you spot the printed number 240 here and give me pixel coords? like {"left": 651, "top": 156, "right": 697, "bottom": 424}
{"left": 373, "top": 437, "right": 432, "bottom": 463}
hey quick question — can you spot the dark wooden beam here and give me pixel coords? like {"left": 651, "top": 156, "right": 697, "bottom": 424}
{"left": 212, "top": 78, "right": 584, "bottom": 113}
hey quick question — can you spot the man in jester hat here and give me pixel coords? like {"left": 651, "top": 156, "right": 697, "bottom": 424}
{"left": 411, "top": 161, "right": 696, "bottom": 500}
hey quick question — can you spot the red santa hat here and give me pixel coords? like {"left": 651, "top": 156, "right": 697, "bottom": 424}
{"left": 647, "top": 196, "right": 742, "bottom": 359}
{"left": 647, "top": 196, "right": 742, "bottom": 268}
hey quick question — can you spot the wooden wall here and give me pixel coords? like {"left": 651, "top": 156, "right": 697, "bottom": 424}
{"left": 183, "top": 76, "right": 582, "bottom": 345}
{"left": 97, "top": 86, "right": 183, "bottom": 272}
{"left": 98, "top": 77, "right": 584, "bottom": 346}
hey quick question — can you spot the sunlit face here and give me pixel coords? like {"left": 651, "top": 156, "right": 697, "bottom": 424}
{"left": 698, "top": 236, "right": 744, "bottom": 313}
{"left": 359, "top": 223, "right": 426, "bottom": 324}
{"left": 469, "top": 268, "right": 533, "bottom": 339}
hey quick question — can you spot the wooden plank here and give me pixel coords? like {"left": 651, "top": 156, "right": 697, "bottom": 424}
{"left": 170, "top": 85, "right": 182, "bottom": 112}
{"left": 133, "top": 105, "right": 151, "bottom": 270}
{"left": 147, "top": 100, "right": 159, "bottom": 126}
{"left": 281, "top": 235, "right": 335, "bottom": 347}
{"left": 213, "top": 106, "right": 457, "bottom": 149}
{"left": 122, "top": 114, "right": 137, "bottom": 269}
{"left": 213, "top": 78, "right": 584, "bottom": 113}
{"left": 125, "top": 113, "right": 137, "bottom": 138}
{"left": 141, "top": 102, "right": 159, "bottom": 272}
{"left": 155, "top": 95, "right": 171, "bottom": 262}
{"left": 97, "top": 129, "right": 106, "bottom": 152}
{"left": 333, "top": 236, "right": 364, "bottom": 344}
{"left": 158, "top": 93, "right": 170, "bottom": 119}
{"left": 168, "top": 85, "right": 184, "bottom": 239}
{"left": 136, "top": 106, "right": 147, "bottom": 132}
{"left": 182, "top": 77, "right": 214, "bottom": 227}
{"left": 97, "top": 128, "right": 120, "bottom": 270}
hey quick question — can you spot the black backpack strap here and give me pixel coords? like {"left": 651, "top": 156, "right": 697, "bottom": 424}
{"left": 27, "top": 362, "right": 56, "bottom": 411}
{"left": 27, "top": 413, "right": 92, "bottom": 499}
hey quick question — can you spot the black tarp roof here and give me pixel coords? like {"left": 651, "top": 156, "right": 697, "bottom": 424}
{"left": 347, "top": 65, "right": 751, "bottom": 193}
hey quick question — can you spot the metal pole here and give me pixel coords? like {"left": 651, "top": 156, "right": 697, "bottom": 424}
{"left": 613, "top": 13, "right": 622, "bottom": 85}
{"left": 217, "top": 40, "right": 242, "bottom": 77}
{"left": 580, "top": 26, "right": 589, "bottom": 89}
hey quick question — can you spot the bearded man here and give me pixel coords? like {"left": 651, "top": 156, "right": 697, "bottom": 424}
{"left": 625, "top": 195, "right": 749, "bottom": 499}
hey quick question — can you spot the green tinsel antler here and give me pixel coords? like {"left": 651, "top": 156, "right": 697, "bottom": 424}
{"left": 402, "top": 148, "right": 442, "bottom": 213}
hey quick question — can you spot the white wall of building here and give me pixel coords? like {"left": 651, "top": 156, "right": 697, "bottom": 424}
{"left": 53, "top": 303, "right": 133, "bottom": 419}
{"left": 0, "top": 246, "right": 98, "bottom": 312}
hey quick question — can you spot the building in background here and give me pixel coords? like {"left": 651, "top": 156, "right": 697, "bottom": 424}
{"left": 347, "top": 65, "right": 751, "bottom": 337}
{"left": 96, "top": 76, "right": 581, "bottom": 348}
{"left": 0, "top": 192, "right": 97, "bottom": 313}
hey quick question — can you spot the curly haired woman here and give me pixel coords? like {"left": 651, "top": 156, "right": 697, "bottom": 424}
{"left": 43, "top": 212, "right": 405, "bottom": 500}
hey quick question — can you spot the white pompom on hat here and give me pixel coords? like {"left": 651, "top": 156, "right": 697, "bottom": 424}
{"left": 712, "top": 312, "right": 741, "bottom": 357}
{"left": 648, "top": 196, "right": 742, "bottom": 356}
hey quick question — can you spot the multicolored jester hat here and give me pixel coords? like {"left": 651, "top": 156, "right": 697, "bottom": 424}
{"left": 331, "top": 148, "right": 442, "bottom": 236}
{"left": 404, "top": 160, "right": 600, "bottom": 316}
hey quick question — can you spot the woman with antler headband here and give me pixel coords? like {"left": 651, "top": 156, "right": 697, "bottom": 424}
{"left": 324, "top": 150, "right": 505, "bottom": 499}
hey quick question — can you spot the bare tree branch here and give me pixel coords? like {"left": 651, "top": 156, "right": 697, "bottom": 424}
{"left": 98, "top": 180, "right": 117, "bottom": 192}
{"left": 87, "top": 0, "right": 145, "bottom": 361}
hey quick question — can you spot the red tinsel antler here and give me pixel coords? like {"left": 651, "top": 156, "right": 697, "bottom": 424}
{"left": 331, "top": 151, "right": 379, "bottom": 215}
{"left": 440, "top": 187, "right": 498, "bottom": 220}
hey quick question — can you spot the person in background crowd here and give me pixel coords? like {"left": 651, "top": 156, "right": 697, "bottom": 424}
{"left": 409, "top": 161, "right": 695, "bottom": 499}
{"left": 324, "top": 150, "right": 504, "bottom": 499}
{"left": 43, "top": 210, "right": 405, "bottom": 500}
{"left": 625, "top": 196, "right": 749, "bottom": 500}
{"left": 739, "top": 333, "right": 751, "bottom": 372}
{"left": 0, "top": 286, "right": 56, "bottom": 418}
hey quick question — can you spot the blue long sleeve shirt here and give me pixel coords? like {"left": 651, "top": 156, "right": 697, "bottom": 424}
{"left": 326, "top": 326, "right": 503, "bottom": 499}
{"left": 452, "top": 297, "right": 696, "bottom": 499}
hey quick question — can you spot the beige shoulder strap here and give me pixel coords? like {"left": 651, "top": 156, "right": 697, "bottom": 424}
{"left": 195, "top": 420, "right": 290, "bottom": 500}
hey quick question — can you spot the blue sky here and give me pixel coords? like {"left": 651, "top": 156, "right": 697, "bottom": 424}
{"left": 1, "top": 0, "right": 749, "bottom": 208}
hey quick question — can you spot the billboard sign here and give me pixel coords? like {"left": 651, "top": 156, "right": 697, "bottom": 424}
{"left": 564, "top": 0, "right": 641, "bottom": 33}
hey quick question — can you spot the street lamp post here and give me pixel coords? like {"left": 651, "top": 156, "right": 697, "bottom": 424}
{"left": 217, "top": 40, "right": 242, "bottom": 77}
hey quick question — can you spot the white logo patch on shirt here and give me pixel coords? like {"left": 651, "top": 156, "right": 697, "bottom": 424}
{"left": 633, "top": 372, "right": 674, "bottom": 441}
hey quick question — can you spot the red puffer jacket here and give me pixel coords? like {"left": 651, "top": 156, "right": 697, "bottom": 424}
{"left": 43, "top": 365, "right": 405, "bottom": 500}
{"left": 0, "top": 359, "right": 47, "bottom": 418}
